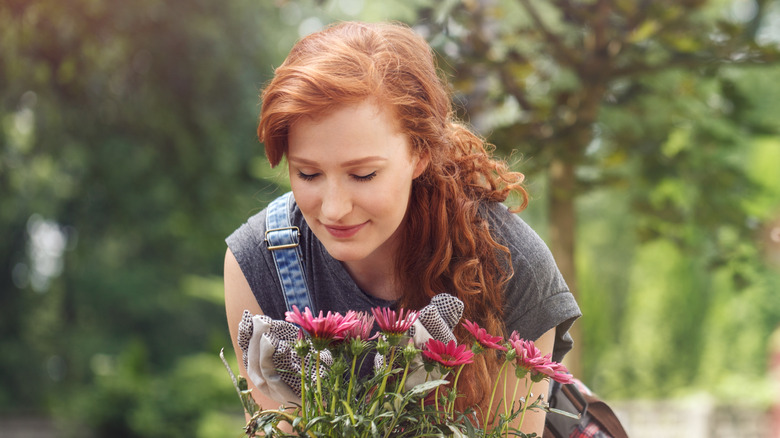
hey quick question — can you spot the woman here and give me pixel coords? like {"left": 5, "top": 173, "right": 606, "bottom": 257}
{"left": 224, "top": 21, "right": 580, "bottom": 435}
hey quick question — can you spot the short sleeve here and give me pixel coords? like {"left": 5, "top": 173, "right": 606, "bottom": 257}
{"left": 486, "top": 203, "right": 581, "bottom": 363}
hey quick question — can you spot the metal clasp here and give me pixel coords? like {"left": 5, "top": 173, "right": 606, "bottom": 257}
{"left": 265, "top": 226, "right": 301, "bottom": 251}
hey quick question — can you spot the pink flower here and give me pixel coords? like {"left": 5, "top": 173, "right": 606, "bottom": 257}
{"left": 511, "top": 338, "right": 550, "bottom": 370}
{"left": 546, "top": 362, "right": 575, "bottom": 385}
{"left": 342, "top": 311, "right": 377, "bottom": 341}
{"left": 371, "top": 307, "right": 418, "bottom": 335}
{"left": 510, "top": 337, "right": 574, "bottom": 384}
{"left": 512, "top": 339, "right": 537, "bottom": 363}
{"left": 285, "top": 306, "right": 360, "bottom": 345}
{"left": 462, "top": 319, "right": 507, "bottom": 351}
{"left": 422, "top": 339, "right": 475, "bottom": 369}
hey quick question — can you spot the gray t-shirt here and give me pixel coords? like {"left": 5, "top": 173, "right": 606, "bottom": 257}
{"left": 226, "top": 196, "right": 580, "bottom": 362}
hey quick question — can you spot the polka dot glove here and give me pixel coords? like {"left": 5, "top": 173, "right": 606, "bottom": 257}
{"left": 238, "top": 310, "right": 332, "bottom": 405}
{"left": 405, "top": 293, "right": 464, "bottom": 390}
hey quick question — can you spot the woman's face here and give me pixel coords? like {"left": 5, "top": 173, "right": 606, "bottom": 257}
{"left": 287, "top": 100, "right": 427, "bottom": 268}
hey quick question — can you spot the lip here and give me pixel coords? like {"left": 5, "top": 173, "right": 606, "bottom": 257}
{"left": 322, "top": 221, "right": 368, "bottom": 239}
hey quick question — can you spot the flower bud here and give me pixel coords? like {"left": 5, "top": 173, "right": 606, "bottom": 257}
{"left": 504, "top": 347, "right": 517, "bottom": 362}
{"left": 402, "top": 339, "right": 419, "bottom": 365}
{"left": 376, "top": 336, "right": 390, "bottom": 356}
{"left": 385, "top": 332, "right": 405, "bottom": 347}
{"left": 294, "top": 338, "right": 311, "bottom": 359}
{"left": 446, "top": 388, "right": 457, "bottom": 404}
{"left": 329, "top": 356, "right": 348, "bottom": 385}
{"left": 349, "top": 338, "right": 368, "bottom": 357}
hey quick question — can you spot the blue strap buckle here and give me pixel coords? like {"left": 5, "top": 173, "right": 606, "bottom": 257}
{"left": 265, "top": 226, "right": 301, "bottom": 251}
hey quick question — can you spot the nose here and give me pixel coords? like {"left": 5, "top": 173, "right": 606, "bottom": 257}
{"left": 320, "top": 181, "right": 352, "bottom": 222}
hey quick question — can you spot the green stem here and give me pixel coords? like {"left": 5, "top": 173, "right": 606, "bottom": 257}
{"left": 516, "top": 380, "right": 534, "bottom": 435}
{"left": 395, "top": 360, "right": 411, "bottom": 394}
{"left": 346, "top": 354, "right": 358, "bottom": 403}
{"left": 300, "top": 354, "right": 308, "bottom": 423}
{"left": 368, "top": 348, "right": 397, "bottom": 416}
{"left": 434, "top": 386, "right": 440, "bottom": 418}
{"left": 315, "top": 350, "right": 325, "bottom": 415}
{"left": 503, "top": 365, "right": 511, "bottom": 419}
{"left": 449, "top": 364, "right": 467, "bottom": 419}
{"left": 485, "top": 360, "right": 508, "bottom": 428}
{"left": 420, "top": 371, "right": 430, "bottom": 413}
{"left": 511, "top": 376, "right": 522, "bottom": 418}
{"left": 502, "top": 365, "right": 521, "bottom": 437}
{"left": 330, "top": 375, "right": 339, "bottom": 415}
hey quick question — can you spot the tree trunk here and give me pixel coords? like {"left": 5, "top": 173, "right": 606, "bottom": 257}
{"left": 548, "top": 157, "right": 581, "bottom": 376}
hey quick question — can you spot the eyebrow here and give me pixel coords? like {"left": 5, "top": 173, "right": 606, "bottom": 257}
{"left": 287, "top": 156, "right": 388, "bottom": 167}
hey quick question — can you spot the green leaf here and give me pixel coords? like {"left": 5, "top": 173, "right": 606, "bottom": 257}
{"left": 546, "top": 406, "right": 581, "bottom": 420}
{"left": 628, "top": 20, "right": 660, "bottom": 43}
{"left": 406, "top": 379, "right": 449, "bottom": 397}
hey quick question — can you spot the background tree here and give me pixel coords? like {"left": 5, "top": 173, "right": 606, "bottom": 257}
{"left": 0, "top": 0, "right": 294, "bottom": 434}
{"left": 413, "top": 0, "right": 780, "bottom": 377}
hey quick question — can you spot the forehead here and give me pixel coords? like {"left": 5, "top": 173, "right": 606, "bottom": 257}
{"left": 287, "top": 101, "right": 411, "bottom": 162}
{"left": 302, "top": 97, "right": 397, "bottom": 122}
{"left": 290, "top": 100, "right": 401, "bottom": 141}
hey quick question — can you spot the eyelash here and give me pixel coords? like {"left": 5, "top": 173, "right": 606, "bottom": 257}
{"left": 296, "top": 171, "right": 377, "bottom": 182}
{"left": 353, "top": 171, "right": 377, "bottom": 182}
{"left": 296, "top": 171, "right": 318, "bottom": 182}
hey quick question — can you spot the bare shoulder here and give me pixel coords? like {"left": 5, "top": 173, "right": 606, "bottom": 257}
{"left": 224, "top": 248, "right": 263, "bottom": 319}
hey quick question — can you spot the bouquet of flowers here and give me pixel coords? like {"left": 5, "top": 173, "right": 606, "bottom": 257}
{"left": 221, "top": 294, "right": 576, "bottom": 437}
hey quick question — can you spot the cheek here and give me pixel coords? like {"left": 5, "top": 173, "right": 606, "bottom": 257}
{"left": 366, "top": 176, "right": 415, "bottom": 217}
{"left": 290, "top": 182, "right": 319, "bottom": 215}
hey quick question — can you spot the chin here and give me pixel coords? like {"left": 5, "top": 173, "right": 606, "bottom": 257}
{"left": 322, "top": 246, "right": 369, "bottom": 263}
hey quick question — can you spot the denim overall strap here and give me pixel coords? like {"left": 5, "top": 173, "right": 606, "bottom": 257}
{"left": 265, "top": 192, "right": 314, "bottom": 313}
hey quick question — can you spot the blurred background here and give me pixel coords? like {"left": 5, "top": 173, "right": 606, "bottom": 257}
{"left": 2, "top": 0, "right": 780, "bottom": 436}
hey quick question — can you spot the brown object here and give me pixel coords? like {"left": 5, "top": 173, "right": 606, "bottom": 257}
{"left": 544, "top": 382, "right": 629, "bottom": 438}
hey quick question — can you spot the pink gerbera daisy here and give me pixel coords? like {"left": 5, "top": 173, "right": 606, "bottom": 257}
{"left": 285, "top": 306, "right": 360, "bottom": 348}
{"left": 462, "top": 319, "right": 507, "bottom": 351}
{"left": 511, "top": 338, "right": 549, "bottom": 368}
{"left": 342, "top": 311, "right": 377, "bottom": 341}
{"left": 538, "top": 360, "right": 575, "bottom": 385}
{"left": 422, "top": 339, "right": 475, "bottom": 370}
{"left": 371, "top": 307, "right": 418, "bottom": 335}
{"left": 510, "top": 337, "right": 574, "bottom": 384}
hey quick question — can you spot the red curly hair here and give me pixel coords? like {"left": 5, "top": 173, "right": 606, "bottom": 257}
{"left": 258, "top": 21, "right": 528, "bottom": 409}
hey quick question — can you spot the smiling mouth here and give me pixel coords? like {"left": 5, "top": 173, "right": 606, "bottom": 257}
{"left": 323, "top": 222, "right": 367, "bottom": 238}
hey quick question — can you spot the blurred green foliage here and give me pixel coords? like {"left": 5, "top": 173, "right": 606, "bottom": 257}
{"left": 413, "top": 0, "right": 780, "bottom": 396}
{"left": 1, "top": 0, "right": 291, "bottom": 435}
{"left": 2, "top": 0, "right": 780, "bottom": 436}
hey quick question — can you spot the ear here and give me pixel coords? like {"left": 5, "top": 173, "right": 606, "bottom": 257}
{"left": 412, "top": 152, "right": 430, "bottom": 179}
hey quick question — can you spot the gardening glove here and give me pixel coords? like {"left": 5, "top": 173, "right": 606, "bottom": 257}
{"left": 404, "top": 293, "right": 464, "bottom": 390}
{"left": 238, "top": 310, "right": 332, "bottom": 405}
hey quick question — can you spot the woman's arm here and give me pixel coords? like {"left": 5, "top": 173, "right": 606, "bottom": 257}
{"left": 493, "top": 327, "right": 556, "bottom": 435}
{"left": 224, "top": 248, "right": 294, "bottom": 429}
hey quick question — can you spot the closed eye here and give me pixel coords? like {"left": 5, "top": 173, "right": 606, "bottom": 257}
{"left": 352, "top": 171, "right": 377, "bottom": 182}
{"left": 296, "top": 171, "right": 319, "bottom": 181}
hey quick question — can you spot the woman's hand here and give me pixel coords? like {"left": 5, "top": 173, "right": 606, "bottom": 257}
{"left": 239, "top": 311, "right": 331, "bottom": 404}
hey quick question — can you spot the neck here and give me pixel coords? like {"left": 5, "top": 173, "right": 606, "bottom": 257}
{"left": 342, "top": 258, "right": 400, "bottom": 301}
{"left": 342, "top": 223, "right": 406, "bottom": 301}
